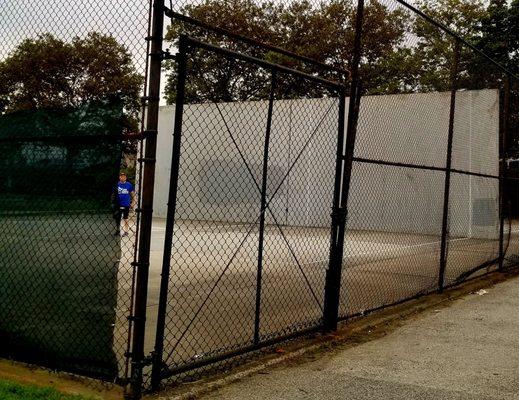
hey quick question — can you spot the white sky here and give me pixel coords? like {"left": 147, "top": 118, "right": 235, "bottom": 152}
{"left": 0, "top": 0, "right": 150, "bottom": 71}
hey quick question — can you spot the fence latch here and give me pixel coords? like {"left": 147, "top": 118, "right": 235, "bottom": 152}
{"left": 130, "top": 261, "right": 150, "bottom": 270}
{"left": 150, "top": 49, "right": 176, "bottom": 61}
{"left": 127, "top": 315, "right": 146, "bottom": 323}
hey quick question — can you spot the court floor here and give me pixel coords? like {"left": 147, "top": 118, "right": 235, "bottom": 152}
{"left": 115, "top": 218, "right": 518, "bottom": 375}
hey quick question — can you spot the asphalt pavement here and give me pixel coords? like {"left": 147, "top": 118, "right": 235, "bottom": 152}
{"left": 197, "top": 275, "right": 519, "bottom": 400}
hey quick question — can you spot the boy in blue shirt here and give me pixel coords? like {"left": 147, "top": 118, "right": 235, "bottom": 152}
{"left": 114, "top": 172, "right": 135, "bottom": 237}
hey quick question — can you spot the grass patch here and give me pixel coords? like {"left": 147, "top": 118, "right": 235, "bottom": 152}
{"left": 0, "top": 379, "right": 96, "bottom": 400}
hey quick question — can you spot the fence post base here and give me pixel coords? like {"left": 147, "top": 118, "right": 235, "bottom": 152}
{"left": 323, "top": 210, "right": 348, "bottom": 332}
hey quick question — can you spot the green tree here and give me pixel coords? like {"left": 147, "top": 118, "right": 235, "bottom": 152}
{"left": 0, "top": 33, "right": 143, "bottom": 174}
{"left": 163, "top": 0, "right": 412, "bottom": 102}
{"left": 164, "top": 0, "right": 281, "bottom": 103}
{"left": 0, "top": 33, "right": 142, "bottom": 130}
{"left": 471, "top": 0, "right": 519, "bottom": 156}
{"left": 410, "top": 0, "right": 519, "bottom": 160}
{"left": 411, "top": 0, "right": 488, "bottom": 91}
{"left": 463, "top": 0, "right": 513, "bottom": 90}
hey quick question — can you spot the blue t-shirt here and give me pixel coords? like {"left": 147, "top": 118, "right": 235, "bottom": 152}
{"left": 117, "top": 181, "right": 134, "bottom": 207}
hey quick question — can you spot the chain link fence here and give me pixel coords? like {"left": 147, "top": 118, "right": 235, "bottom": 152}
{"left": 1, "top": 0, "right": 518, "bottom": 398}
{"left": 0, "top": 0, "right": 151, "bottom": 383}
{"left": 148, "top": 0, "right": 518, "bottom": 391}
{"left": 336, "top": 0, "right": 514, "bottom": 318}
{"left": 149, "top": 36, "right": 345, "bottom": 388}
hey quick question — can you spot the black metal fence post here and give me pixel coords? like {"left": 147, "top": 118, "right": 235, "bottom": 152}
{"left": 128, "top": 0, "right": 165, "bottom": 398}
{"left": 499, "top": 74, "right": 511, "bottom": 271}
{"left": 323, "top": 89, "right": 348, "bottom": 331}
{"left": 150, "top": 35, "right": 189, "bottom": 391}
{"left": 438, "top": 39, "right": 461, "bottom": 293}
{"left": 322, "top": 0, "right": 364, "bottom": 332}
{"left": 254, "top": 70, "right": 277, "bottom": 345}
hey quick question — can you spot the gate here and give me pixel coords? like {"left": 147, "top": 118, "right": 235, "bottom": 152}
{"left": 149, "top": 35, "right": 350, "bottom": 387}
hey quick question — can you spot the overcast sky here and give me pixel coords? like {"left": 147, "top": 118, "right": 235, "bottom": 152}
{"left": 0, "top": 0, "right": 150, "bottom": 70}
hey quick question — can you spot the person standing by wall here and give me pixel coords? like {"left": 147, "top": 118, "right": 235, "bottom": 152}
{"left": 114, "top": 172, "right": 135, "bottom": 236}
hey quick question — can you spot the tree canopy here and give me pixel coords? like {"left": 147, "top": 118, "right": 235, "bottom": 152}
{"left": 0, "top": 33, "right": 143, "bottom": 175}
{"left": 0, "top": 33, "right": 143, "bottom": 129}
{"left": 164, "top": 0, "right": 412, "bottom": 102}
{"left": 2, "top": 1, "right": 515, "bottom": 151}
{"left": 164, "top": 0, "right": 517, "bottom": 101}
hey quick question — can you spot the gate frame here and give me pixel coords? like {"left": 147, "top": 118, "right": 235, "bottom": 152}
{"left": 148, "top": 34, "right": 350, "bottom": 389}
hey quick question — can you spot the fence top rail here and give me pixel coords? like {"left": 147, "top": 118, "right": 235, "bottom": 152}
{"left": 164, "top": 6, "right": 350, "bottom": 80}
{"left": 180, "top": 35, "right": 348, "bottom": 91}
{"left": 394, "top": 0, "right": 519, "bottom": 82}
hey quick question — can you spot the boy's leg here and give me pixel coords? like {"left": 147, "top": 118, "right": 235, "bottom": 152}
{"left": 122, "top": 207, "right": 130, "bottom": 236}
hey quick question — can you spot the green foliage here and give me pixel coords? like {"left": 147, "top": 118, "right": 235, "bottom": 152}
{"left": 164, "top": 0, "right": 412, "bottom": 102}
{"left": 163, "top": 0, "right": 519, "bottom": 98}
{"left": 0, "top": 379, "right": 95, "bottom": 400}
{"left": 0, "top": 33, "right": 142, "bottom": 161}
{"left": 0, "top": 33, "right": 142, "bottom": 134}
{"left": 410, "top": 0, "right": 488, "bottom": 91}
{"left": 162, "top": 0, "right": 518, "bottom": 155}
{"left": 474, "top": 0, "right": 519, "bottom": 155}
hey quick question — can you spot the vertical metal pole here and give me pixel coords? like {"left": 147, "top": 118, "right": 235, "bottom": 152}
{"left": 323, "top": 89, "right": 348, "bottom": 331}
{"left": 438, "top": 39, "right": 461, "bottom": 292}
{"left": 499, "top": 74, "right": 510, "bottom": 270}
{"left": 128, "top": 0, "right": 164, "bottom": 398}
{"left": 254, "top": 70, "right": 277, "bottom": 345}
{"left": 322, "top": 0, "right": 365, "bottom": 332}
{"left": 150, "top": 36, "right": 189, "bottom": 391}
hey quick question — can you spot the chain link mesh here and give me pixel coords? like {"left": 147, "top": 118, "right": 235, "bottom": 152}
{"left": 152, "top": 0, "right": 518, "bottom": 386}
{"left": 336, "top": 0, "right": 514, "bottom": 317}
{"left": 151, "top": 40, "right": 343, "bottom": 385}
{"left": 0, "top": 0, "right": 151, "bottom": 382}
{"left": 1, "top": 0, "right": 518, "bottom": 393}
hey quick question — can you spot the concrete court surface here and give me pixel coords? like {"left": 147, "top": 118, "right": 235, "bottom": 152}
{"left": 113, "top": 218, "right": 515, "bottom": 371}
{"left": 198, "top": 274, "right": 519, "bottom": 400}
